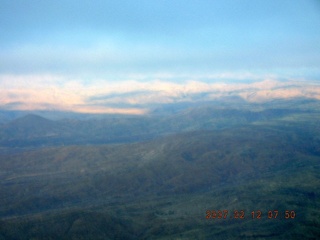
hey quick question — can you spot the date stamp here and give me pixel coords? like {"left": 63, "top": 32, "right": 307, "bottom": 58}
{"left": 205, "top": 210, "right": 296, "bottom": 220}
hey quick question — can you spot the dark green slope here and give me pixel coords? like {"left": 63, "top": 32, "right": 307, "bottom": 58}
{"left": 0, "top": 121, "right": 319, "bottom": 239}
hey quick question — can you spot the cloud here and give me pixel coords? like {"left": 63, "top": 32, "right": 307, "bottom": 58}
{"left": 1, "top": 74, "right": 320, "bottom": 114}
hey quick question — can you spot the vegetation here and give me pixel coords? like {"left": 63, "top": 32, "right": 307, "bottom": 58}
{"left": 0, "top": 99, "right": 319, "bottom": 239}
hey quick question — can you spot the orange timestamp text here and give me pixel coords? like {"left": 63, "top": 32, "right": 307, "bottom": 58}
{"left": 205, "top": 210, "right": 296, "bottom": 220}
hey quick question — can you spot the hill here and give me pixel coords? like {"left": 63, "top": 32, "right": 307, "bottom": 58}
{"left": 0, "top": 119, "right": 319, "bottom": 239}
{"left": 0, "top": 98, "right": 318, "bottom": 148}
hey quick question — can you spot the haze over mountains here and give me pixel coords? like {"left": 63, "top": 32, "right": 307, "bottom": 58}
{"left": 0, "top": 96, "right": 319, "bottom": 239}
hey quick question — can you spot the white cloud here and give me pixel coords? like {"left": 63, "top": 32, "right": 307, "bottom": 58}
{"left": 1, "top": 74, "right": 320, "bottom": 114}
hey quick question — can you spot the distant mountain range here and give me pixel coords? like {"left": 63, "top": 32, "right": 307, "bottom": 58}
{"left": 0, "top": 98, "right": 318, "bottom": 148}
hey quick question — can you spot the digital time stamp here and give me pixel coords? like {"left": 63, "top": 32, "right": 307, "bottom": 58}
{"left": 205, "top": 210, "right": 296, "bottom": 220}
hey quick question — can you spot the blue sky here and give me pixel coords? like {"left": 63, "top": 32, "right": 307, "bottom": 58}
{"left": 1, "top": 0, "right": 320, "bottom": 113}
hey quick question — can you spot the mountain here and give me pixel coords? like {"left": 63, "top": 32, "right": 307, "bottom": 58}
{"left": 0, "top": 120, "right": 319, "bottom": 239}
{"left": 0, "top": 114, "right": 72, "bottom": 147}
{"left": 0, "top": 99, "right": 318, "bottom": 148}
{"left": 0, "top": 99, "right": 319, "bottom": 239}
{"left": 4, "top": 114, "right": 60, "bottom": 135}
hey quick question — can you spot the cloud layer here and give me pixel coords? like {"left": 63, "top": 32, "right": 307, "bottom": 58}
{"left": 1, "top": 74, "right": 320, "bottom": 114}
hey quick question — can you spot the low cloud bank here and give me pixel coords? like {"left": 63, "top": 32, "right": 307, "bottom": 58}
{"left": 1, "top": 75, "right": 319, "bottom": 114}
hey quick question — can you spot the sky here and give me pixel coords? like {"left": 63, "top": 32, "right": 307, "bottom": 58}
{"left": 1, "top": 0, "right": 320, "bottom": 113}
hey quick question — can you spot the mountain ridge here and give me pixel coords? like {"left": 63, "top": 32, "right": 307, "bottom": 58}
{"left": 1, "top": 99, "right": 318, "bottom": 148}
